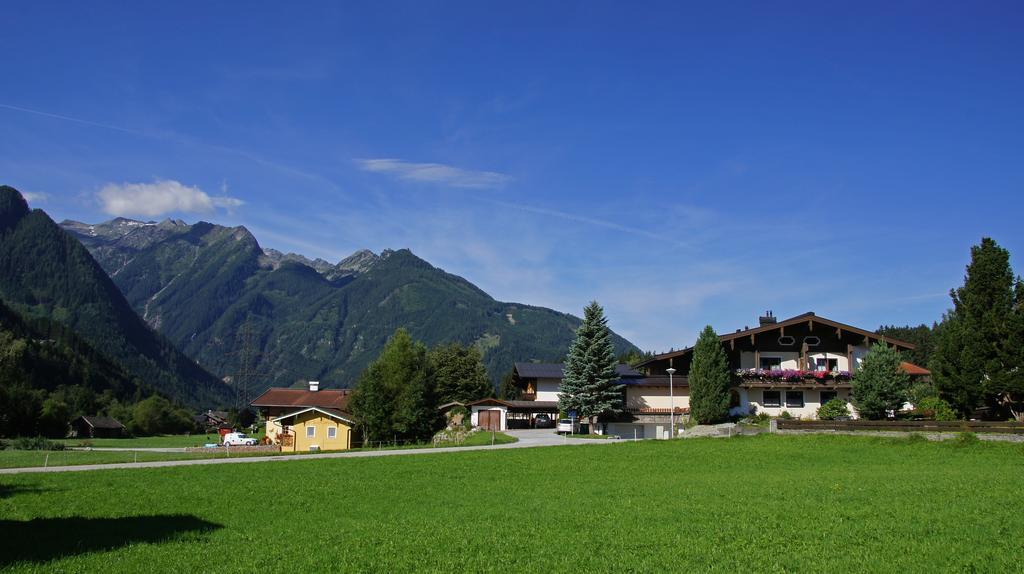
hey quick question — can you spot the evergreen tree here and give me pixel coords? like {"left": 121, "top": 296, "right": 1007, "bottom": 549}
{"left": 558, "top": 301, "right": 623, "bottom": 433}
{"left": 852, "top": 342, "right": 910, "bottom": 420}
{"left": 429, "top": 343, "right": 493, "bottom": 403}
{"left": 498, "top": 369, "right": 520, "bottom": 400}
{"left": 993, "top": 279, "right": 1024, "bottom": 420}
{"left": 931, "top": 238, "right": 1019, "bottom": 417}
{"left": 688, "top": 325, "right": 731, "bottom": 424}
{"left": 349, "top": 328, "right": 440, "bottom": 443}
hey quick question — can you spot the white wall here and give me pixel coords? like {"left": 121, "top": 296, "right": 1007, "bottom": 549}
{"left": 535, "top": 378, "right": 561, "bottom": 402}
{"left": 625, "top": 387, "right": 690, "bottom": 410}
{"left": 742, "top": 388, "right": 856, "bottom": 420}
{"left": 470, "top": 406, "right": 507, "bottom": 430}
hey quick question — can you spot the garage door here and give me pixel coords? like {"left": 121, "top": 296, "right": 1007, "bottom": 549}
{"left": 608, "top": 423, "right": 643, "bottom": 439}
{"left": 478, "top": 410, "right": 501, "bottom": 431}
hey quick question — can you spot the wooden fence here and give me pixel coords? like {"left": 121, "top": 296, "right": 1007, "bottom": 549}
{"left": 777, "top": 419, "right": 1024, "bottom": 434}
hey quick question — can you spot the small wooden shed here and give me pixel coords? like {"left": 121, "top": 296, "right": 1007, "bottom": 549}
{"left": 71, "top": 416, "right": 126, "bottom": 439}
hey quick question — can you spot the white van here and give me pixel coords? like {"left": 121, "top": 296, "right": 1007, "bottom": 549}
{"left": 223, "top": 432, "right": 257, "bottom": 446}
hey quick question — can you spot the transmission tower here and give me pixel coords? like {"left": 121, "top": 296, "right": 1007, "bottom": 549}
{"left": 231, "top": 320, "right": 266, "bottom": 410}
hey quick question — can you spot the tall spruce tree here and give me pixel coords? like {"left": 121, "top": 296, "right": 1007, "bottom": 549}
{"left": 931, "top": 238, "right": 1019, "bottom": 417}
{"left": 558, "top": 301, "right": 623, "bottom": 433}
{"left": 688, "top": 325, "right": 731, "bottom": 424}
{"left": 350, "top": 328, "right": 440, "bottom": 443}
{"left": 852, "top": 342, "right": 910, "bottom": 419}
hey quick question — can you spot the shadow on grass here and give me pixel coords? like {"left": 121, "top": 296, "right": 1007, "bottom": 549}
{"left": 0, "top": 515, "right": 221, "bottom": 566}
{"left": 0, "top": 484, "right": 53, "bottom": 499}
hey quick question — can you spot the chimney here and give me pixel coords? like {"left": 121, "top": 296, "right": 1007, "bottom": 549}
{"left": 308, "top": 381, "right": 319, "bottom": 392}
{"left": 759, "top": 310, "right": 777, "bottom": 326}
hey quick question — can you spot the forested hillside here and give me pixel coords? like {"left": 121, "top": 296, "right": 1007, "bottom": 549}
{"left": 0, "top": 187, "right": 231, "bottom": 408}
{"left": 62, "top": 216, "right": 640, "bottom": 394}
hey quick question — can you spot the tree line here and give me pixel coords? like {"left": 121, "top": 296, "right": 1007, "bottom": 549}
{"left": 349, "top": 330, "right": 494, "bottom": 443}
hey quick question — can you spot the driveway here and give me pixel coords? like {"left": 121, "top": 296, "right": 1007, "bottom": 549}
{"left": 0, "top": 430, "right": 614, "bottom": 475}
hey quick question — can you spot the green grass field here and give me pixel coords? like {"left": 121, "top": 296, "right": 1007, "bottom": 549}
{"left": 60, "top": 433, "right": 228, "bottom": 448}
{"left": 1, "top": 434, "right": 1022, "bottom": 572}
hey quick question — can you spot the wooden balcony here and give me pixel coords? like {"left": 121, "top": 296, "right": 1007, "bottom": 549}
{"left": 519, "top": 393, "right": 537, "bottom": 401}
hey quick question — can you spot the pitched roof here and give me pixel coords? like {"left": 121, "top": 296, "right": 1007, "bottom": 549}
{"left": 514, "top": 362, "right": 643, "bottom": 379}
{"left": 636, "top": 312, "right": 917, "bottom": 367}
{"left": 900, "top": 361, "right": 931, "bottom": 376}
{"left": 271, "top": 406, "right": 355, "bottom": 425}
{"left": 465, "top": 398, "right": 559, "bottom": 411}
{"left": 250, "top": 387, "right": 351, "bottom": 410}
{"left": 78, "top": 416, "right": 125, "bottom": 430}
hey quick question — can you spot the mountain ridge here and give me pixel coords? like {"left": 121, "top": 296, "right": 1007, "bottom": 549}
{"left": 0, "top": 187, "right": 232, "bottom": 408}
{"left": 61, "top": 215, "right": 640, "bottom": 395}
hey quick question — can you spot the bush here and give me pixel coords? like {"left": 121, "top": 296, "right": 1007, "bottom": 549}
{"left": 779, "top": 411, "right": 793, "bottom": 420}
{"left": 817, "top": 398, "right": 851, "bottom": 420}
{"left": 953, "top": 432, "right": 980, "bottom": 447}
{"left": 8, "top": 437, "right": 65, "bottom": 451}
{"left": 913, "top": 397, "right": 958, "bottom": 421}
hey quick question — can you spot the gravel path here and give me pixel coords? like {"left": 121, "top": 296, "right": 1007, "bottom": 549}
{"left": 0, "top": 430, "right": 608, "bottom": 475}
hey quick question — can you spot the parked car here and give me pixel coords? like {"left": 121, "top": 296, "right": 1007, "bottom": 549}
{"left": 556, "top": 419, "right": 575, "bottom": 434}
{"left": 534, "top": 414, "right": 554, "bottom": 429}
{"left": 223, "top": 432, "right": 257, "bottom": 446}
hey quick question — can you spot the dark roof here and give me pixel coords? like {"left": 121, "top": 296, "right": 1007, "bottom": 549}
{"left": 636, "top": 312, "right": 917, "bottom": 367}
{"left": 250, "top": 387, "right": 351, "bottom": 410}
{"left": 620, "top": 376, "right": 689, "bottom": 387}
{"left": 465, "top": 398, "right": 559, "bottom": 411}
{"left": 514, "top": 362, "right": 643, "bottom": 379}
{"left": 77, "top": 416, "right": 125, "bottom": 430}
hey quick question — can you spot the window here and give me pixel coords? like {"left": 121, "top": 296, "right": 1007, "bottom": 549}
{"left": 820, "top": 391, "right": 838, "bottom": 404}
{"left": 804, "top": 336, "right": 821, "bottom": 347}
{"left": 786, "top": 391, "right": 805, "bottom": 408}
{"left": 306, "top": 426, "right": 316, "bottom": 438}
{"left": 760, "top": 357, "right": 782, "bottom": 370}
{"left": 815, "top": 358, "right": 839, "bottom": 372}
{"left": 778, "top": 336, "right": 795, "bottom": 346}
{"left": 328, "top": 427, "right": 337, "bottom": 439}
{"left": 763, "top": 391, "right": 781, "bottom": 407}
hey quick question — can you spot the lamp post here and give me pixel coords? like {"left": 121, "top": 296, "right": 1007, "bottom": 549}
{"left": 666, "top": 367, "right": 676, "bottom": 438}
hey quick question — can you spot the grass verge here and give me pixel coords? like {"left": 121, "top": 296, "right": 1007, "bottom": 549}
{"left": 1, "top": 434, "right": 1021, "bottom": 571}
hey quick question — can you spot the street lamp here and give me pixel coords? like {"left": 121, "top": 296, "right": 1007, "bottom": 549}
{"left": 666, "top": 367, "right": 676, "bottom": 438}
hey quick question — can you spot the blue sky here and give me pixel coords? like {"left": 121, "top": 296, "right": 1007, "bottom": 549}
{"left": 2, "top": 2, "right": 1022, "bottom": 352}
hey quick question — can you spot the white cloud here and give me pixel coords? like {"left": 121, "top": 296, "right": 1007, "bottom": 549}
{"left": 356, "top": 158, "right": 511, "bottom": 189}
{"left": 97, "top": 180, "right": 244, "bottom": 217}
{"left": 22, "top": 192, "right": 49, "bottom": 203}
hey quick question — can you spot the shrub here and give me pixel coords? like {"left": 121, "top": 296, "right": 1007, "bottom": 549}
{"left": 914, "top": 397, "right": 958, "bottom": 421}
{"left": 779, "top": 411, "right": 793, "bottom": 420}
{"left": 953, "top": 432, "right": 980, "bottom": 447}
{"left": 817, "top": 398, "right": 851, "bottom": 420}
{"left": 9, "top": 437, "right": 65, "bottom": 450}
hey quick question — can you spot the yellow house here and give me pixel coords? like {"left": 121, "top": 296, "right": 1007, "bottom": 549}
{"left": 272, "top": 407, "right": 355, "bottom": 452}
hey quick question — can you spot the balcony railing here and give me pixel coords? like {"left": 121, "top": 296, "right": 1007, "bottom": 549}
{"left": 625, "top": 407, "right": 689, "bottom": 415}
{"left": 519, "top": 393, "right": 537, "bottom": 401}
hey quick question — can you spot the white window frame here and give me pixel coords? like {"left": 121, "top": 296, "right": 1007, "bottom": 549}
{"left": 327, "top": 427, "right": 337, "bottom": 439}
{"left": 785, "top": 391, "right": 805, "bottom": 408}
{"left": 763, "top": 390, "right": 781, "bottom": 408}
{"left": 306, "top": 426, "right": 316, "bottom": 438}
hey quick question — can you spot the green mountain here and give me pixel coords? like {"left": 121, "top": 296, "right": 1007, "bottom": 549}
{"left": 0, "top": 296, "right": 141, "bottom": 396}
{"left": 60, "top": 216, "right": 640, "bottom": 396}
{"left": 0, "top": 187, "right": 231, "bottom": 408}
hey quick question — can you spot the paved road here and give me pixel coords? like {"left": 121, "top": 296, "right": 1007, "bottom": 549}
{"left": 0, "top": 429, "right": 614, "bottom": 475}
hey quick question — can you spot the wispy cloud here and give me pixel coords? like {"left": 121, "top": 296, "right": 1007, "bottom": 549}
{"left": 22, "top": 191, "right": 50, "bottom": 203}
{"left": 0, "top": 102, "right": 343, "bottom": 194}
{"left": 356, "top": 158, "right": 512, "bottom": 189}
{"left": 97, "top": 179, "right": 244, "bottom": 218}
{"left": 481, "top": 198, "right": 695, "bottom": 250}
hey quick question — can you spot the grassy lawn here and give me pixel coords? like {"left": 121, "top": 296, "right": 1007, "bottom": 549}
{"left": 1, "top": 434, "right": 1023, "bottom": 572}
{"left": 59, "top": 433, "right": 227, "bottom": 448}
{"left": 0, "top": 449, "right": 269, "bottom": 469}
